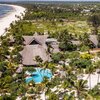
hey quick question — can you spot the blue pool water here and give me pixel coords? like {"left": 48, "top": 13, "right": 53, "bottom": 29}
{"left": 26, "top": 68, "right": 52, "bottom": 83}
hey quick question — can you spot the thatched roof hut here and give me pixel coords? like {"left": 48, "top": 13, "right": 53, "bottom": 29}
{"left": 20, "top": 45, "right": 49, "bottom": 65}
{"left": 20, "top": 35, "right": 59, "bottom": 65}
{"left": 23, "top": 35, "right": 48, "bottom": 45}
{"left": 89, "top": 35, "right": 99, "bottom": 48}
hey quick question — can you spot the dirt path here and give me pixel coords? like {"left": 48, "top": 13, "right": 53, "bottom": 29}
{"left": 90, "top": 48, "right": 100, "bottom": 53}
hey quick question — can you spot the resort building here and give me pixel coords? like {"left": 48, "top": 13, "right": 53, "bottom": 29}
{"left": 20, "top": 35, "right": 59, "bottom": 65}
{"left": 71, "top": 35, "right": 99, "bottom": 48}
{"left": 8, "top": 34, "right": 99, "bottom": 66}
{"left": 89, "top": 35, "right": 99, "bottom": 48}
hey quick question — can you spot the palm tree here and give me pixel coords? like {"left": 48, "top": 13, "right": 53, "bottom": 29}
{"left": 47, "top": 62, "right": 56, "bottom": 75}
{"left": 48, "top": 92, "right": 59, "bottom": 100}
{"left": 63, "top": 92, "right": 75, "bottom": 100}
{"left": 41, "top": 76, "right": 50, "bottom": 100}
{"left": 35, "top": 56, "right": 43, "bottom": 67}
{"left": 63, "top": 66, "right": 92, "bottom": 99}
{"left": 73, "top": 79, "right": 88, "bottom": 99}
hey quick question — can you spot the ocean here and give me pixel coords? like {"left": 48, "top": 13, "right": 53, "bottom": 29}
{"left": 0, "top": 5, "right": 14, "bottom": 18}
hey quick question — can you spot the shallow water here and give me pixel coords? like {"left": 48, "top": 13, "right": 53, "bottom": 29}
{"left": 0, "top": 5, "right": 14, "bottom": 18}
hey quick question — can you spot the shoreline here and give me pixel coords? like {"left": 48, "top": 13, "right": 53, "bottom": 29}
{"left": 0, "top": 4, "right": 26, "bottom": 36}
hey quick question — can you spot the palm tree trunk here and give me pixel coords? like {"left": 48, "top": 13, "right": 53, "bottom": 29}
{"left": 77, "top": 90, "right": 80, "bottom": 100}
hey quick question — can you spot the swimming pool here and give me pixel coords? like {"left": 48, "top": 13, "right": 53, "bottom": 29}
{"left": 26, "top": 68, "right": 52, "bottom": 83}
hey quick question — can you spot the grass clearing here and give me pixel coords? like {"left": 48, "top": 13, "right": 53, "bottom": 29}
{"left": 18, "top": 20, "right": 94, "bottom": 36}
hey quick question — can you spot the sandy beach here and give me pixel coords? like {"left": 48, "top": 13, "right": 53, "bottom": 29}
{"left": 0, "top": 4, "right": 26, "bottom": 36}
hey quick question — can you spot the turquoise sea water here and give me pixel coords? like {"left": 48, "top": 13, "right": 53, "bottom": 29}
{"left": 0, "top": 5, "right": 14, "bottom": 18}
{"left": 26, "top": 68, "right": 52, "bottom": 83}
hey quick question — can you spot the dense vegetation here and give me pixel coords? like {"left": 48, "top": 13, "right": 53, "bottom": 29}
{"left": 0, "top": 2, "right": 100, "bottom": 100}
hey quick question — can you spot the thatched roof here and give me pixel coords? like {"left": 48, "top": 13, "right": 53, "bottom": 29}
{"left": 46, "top": 38, "right": 59, "bottom": 53}
{"left": 52, "top": 45, "right": 59, "bottom": 53}
{"left": 34, "top": 35, "right": 48, "bottom": 45}
{"left": 23, "top": 36, "right": 34, "bottom": 45}
{"left": 23, "top": 35, "right": 48, "bottom": 45}
{"left": 20, "top": 45, "right": 49, "bottom": 65}
{"left": 50, "top": 42, "right": 60, "bottom": 53}
{"left": 21, "top": 35, "right": 59, "bottom": 65}
{"left": 89, "top": 35, "right": 98, "bottom": 47}
{"left": 46, "top": 38, "right": 57, "bottom": 43}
